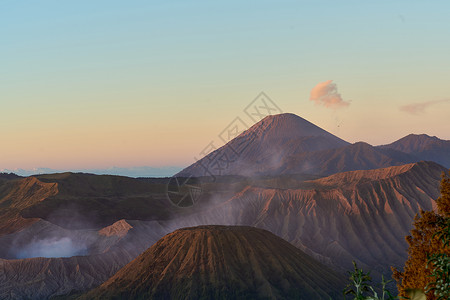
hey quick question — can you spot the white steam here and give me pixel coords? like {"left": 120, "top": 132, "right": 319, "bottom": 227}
{"left": 15, "top": 237, "right": 88, "bottom": 259}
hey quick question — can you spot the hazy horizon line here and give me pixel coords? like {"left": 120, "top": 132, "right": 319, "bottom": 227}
{"left": 0, "top": 166, "right": 184, "bottom": 178}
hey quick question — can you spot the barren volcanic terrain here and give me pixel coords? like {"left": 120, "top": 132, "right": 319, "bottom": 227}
{"left": 167, "top": 161, "right": 445, "bottom": 278}
{"left": 1, "top": 113, "right": 449, "bottom": 299}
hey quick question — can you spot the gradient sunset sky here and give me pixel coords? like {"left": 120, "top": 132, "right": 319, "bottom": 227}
{"left": 1, "top": 1, "right": 450, "bottom": 172}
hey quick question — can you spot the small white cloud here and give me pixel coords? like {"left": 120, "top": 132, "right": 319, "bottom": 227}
{"left": 310, "top": 80, "right": 350, "bottom": 109}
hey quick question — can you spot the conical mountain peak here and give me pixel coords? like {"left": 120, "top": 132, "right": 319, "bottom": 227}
{"left": 177, "top": 113, "right": 349, "bottom": 177}
{"left": 242, "top": 113, "right": 348, "bottom": 142}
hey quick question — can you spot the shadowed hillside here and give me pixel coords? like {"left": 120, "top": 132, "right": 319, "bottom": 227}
{"left": 0, "top": 173, "right": 178, "bottom": 234}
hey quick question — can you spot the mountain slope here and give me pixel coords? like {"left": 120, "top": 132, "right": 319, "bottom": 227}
{"left": 280, "top": 142, "right": 416, "bottom": 175}
{"left": 0, "top": 173, "right": 180, "bottom": 234}
{"left": 167, "top": 161, "right": 445, "bottom": 279}
{"left": 82, "top": 226, "right": 346, "bottom": 300}
{"left": 379, "top": 134, "right": 450, "bottom": 168}
{"left": 0, "top": 177, "right": 58, "bottom": 235}
{"left": 0, "top": 219, "right": 169, "bottom": 300}
{"left": 177, "top": 113, "right": 428, "bottom": 177}
{"left": 0, "top": 249, "right": 133, "bottom": 300}
{"left": 0, "top": 173, "right": 22, "bottom": 182}
{"left": 177, "top": 113, "right": 350, "bottom": 177}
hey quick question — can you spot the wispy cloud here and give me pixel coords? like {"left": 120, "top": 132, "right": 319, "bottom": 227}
{"left": 400, "top": 99, "right": 450, "bottom": 115}
{"left": 310, "top": 80, "right": 350, "bottom": 109}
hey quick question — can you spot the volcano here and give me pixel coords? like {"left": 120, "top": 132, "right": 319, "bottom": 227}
{"left": 82, "top": 225, "right": 346, "bottom": 300}
{"left": 178, "top": 113, "right": 349, "bottom": 177}
{"left": 177, "top": 113, "right": 418, "bottom": 177}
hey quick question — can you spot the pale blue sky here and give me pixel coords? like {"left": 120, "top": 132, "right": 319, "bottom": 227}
{"left": 1, "top": 1, "right": 450, "bottom": 171}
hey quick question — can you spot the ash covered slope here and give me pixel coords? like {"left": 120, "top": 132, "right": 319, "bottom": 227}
{"left": 177, "top": 113, "right": 418, "bottom": 177}
{"left": 177, "top": 113, "right": 350, "bottom": 177}
{"left": 168, "top": 161, "right": 445, "bottom": 280}
{"left": 82, "top": 226, "right": 345, "bottom": 300}
{"left": 0, "top": 219, "right": 169, "bottom": 300}
{"left": 0, "top": 176, "right": 58, "bottom": 236}
{"left": 0, "top": 162, "right": 444, "bottom": 299}
{"left": 379, "top": 134, "right": 450, "bottom": 168}
{"left": 0, "top": 248, "right": 134, "bottom": 300}
{"left": 0, "top": 173, "right": 184, "bottom": 299}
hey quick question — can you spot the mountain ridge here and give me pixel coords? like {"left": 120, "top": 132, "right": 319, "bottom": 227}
{"left": 177, "top": 113, "right": 349, "bottom": 177}
{"left": 178, "top": 113, "right": 449, "bottom": 177}
{"left": 379, "top": 133, "right": 450, "bottom": 168}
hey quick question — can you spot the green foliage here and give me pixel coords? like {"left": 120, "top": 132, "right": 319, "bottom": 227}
{"left": 425, "top": 213, "right": 450, "bottom": 300}
{"left": 343, "top": 261, "right": 395, "bottom": 300}
{"left": 343, "top": 261, "right": 372, "bottom": 299}
{"left": 425, "top": 253, "right": 449, "bottom": 300}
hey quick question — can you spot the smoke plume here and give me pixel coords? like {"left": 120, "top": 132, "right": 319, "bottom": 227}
{"left": 15, "top": 237, "right": 88, "bottom": 259}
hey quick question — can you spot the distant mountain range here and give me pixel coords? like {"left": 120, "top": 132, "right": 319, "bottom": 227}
{"left": 178, "top": 113, "right": 450, "bottom": 177}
